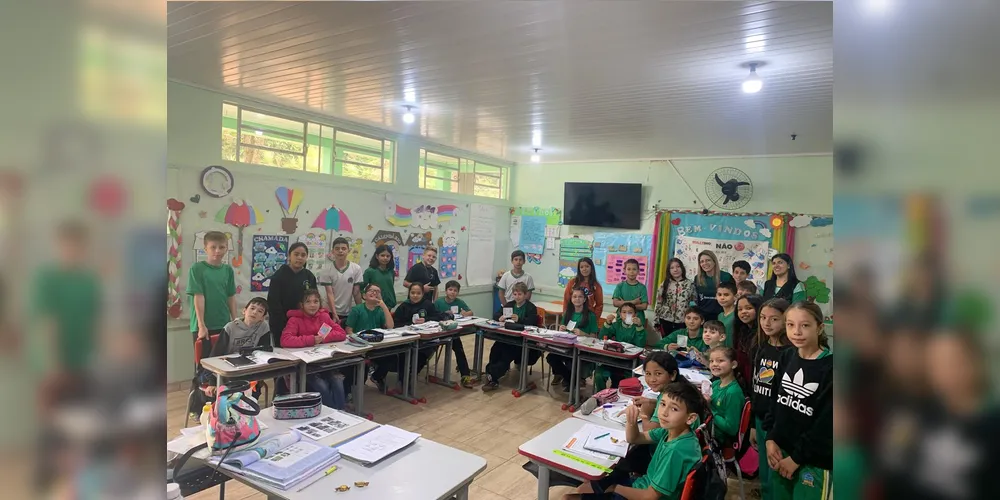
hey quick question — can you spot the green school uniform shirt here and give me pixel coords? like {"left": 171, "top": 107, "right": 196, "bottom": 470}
{"left": 710, "top": 378, "right": 745, "bottom": 445}
{"left": 633, "top": 429, "right": 701, "bottom": 498}
{"left": 434, "top": 297, "right": 471, "bottom": 316}
{"left": 648, "top": 393, "right": 702, "bottom": 453}
{"left": 718, "top": 309, "right": 736, "bottom": 347}
{"left": 362, "top": 266, "right": 397, "bottom": 309}
{"left": 600, "top": 319, "right": 646, "bottom": 347}
{"left": 31, "top": 266, "right": 101, "bottom": 371}
{"left": 565, "top": 311, "right": 598, "bottom": 335}
{"left": 612, "top": 280, "right": 648, "bottom": 322}
{"left": 655, "top": 328, "right": 705, "bottom": 352}
{"left": 346, "top": 303, "right": 386, "bottom": 332}
{"left": 187, "top": 261, "right": 236, "bottom": 332}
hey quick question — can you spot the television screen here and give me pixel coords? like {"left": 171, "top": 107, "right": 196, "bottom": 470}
{"left": 563, "top": 182, "right": 643, "bottom": 229}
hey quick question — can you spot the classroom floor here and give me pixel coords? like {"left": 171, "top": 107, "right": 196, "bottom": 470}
{"left": 167, "top": 336, "right": 757, "bottom": 500}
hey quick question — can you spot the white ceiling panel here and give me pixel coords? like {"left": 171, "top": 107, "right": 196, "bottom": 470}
{"left": 168, "top": 1, "right": 832, "bottom": 163}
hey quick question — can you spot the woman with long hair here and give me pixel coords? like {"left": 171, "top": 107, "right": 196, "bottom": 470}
{"left": 693, "top": 250, "right": 733, "bottom": 317}
{"left": 562, "top": 257, "right": 604, "bottom": 317}
{"left": 654, "top": 257, "right": 695, "bottom": 336}
{"left": 762, "top": 253, "right": 805, "bottom": 303}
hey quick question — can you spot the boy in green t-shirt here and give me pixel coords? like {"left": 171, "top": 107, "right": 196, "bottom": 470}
{"left": 716, "top": 281, "right": 737, "bottom": 347}
{"left": 187, "top": 231, "right": 237, "bottom": 343}
{"left": 612, "top": 259, "right": 649, "bottom": 325}
{"left": 345, "top": 283, "right": 395, "bottom": 334}
{"left": 434, "top": 280, "right": 475, "bottom": 387}
{"left": 569, "top": 381, "right": 704, "bottom": 499}
{"left": 656, "top": 307, "right": 705, "bottom": 353}
{"left": 594, "top": 302, "right": 647, "bottom": 390}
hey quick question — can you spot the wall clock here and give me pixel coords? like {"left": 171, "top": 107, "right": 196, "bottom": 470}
{"left": 201, "top": 165, "right": 234, "bottom": 198}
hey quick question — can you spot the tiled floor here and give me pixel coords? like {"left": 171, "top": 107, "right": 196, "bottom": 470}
{"left": 168, "top": 336, "right": 757, "bottom": 500}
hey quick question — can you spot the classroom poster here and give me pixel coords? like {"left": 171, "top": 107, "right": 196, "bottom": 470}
{"left": 513, "top": 206, "right": 562, "bottom": 225}
{"left": 557, "top": 237, "right": 594, "bottom": 287}
{"left": 591, "top": 232, "right": 653, "bottom": 290}
{"left": 250, "top": 235, "right": 288, "bottom": 292}
{"left": 437, "top": 230, "right": 459, "bottom": 279}
{"left": 673, "top": 235, "right": 769, "bottom": 290}
{"left": 667, "top": 213, "right": 771, "bottom": 259}
{"left": 296, "top": 232, "right": 328, "bottom": 273}
{"left": 467, "top": 203, "right": 498, "bottom": 286}
{"left": 517, "top": 215, "right": 546, "bottom": 254}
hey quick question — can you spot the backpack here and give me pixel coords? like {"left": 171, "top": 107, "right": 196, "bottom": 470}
{"left": 681, "top": 426, "right": 728, "bottom": 500}
{"left": 208, "top": 382, "right": 262, "bottom": 452}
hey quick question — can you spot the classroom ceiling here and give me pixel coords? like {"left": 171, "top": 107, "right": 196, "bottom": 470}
{"left": 168, "top": 1, "right": 832, "bottom": 163}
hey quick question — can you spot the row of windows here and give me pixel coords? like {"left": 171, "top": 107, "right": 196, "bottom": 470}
{"left": 221, "top": 103, "right": 508, "bottom": 199}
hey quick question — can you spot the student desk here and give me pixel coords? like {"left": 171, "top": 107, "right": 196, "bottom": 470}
{"left": 571, "top": 339, "right": 643, "bottom": 409}
{"left": 363, "top": 332, "right": 421, "bottom": 404}
{"left": 522, "top": 329, "right": 579, "bottom": 406}
{"left": 477, "top": 322, "right": 534, "bottom": 396}
{"left": 200, "top": 354, "right": 302, "bottom": 396}
{"left": 533, "top": 301, "right": 564, "bottom": 328}
{"left": 274, "top": 343, "right": 372, "bottom": 418}
{"left": 210, "top": 405, "right": 487, "bottom": 500}
{"left": 518, "top": 417, "right": 621, "bottom": 500}
{"left": 409, "top": 320, "right": 484, "bottom": 396}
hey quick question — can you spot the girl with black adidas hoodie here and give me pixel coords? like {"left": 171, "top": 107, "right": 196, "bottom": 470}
{"left": 762, "top": 301, "right": 832, "bottom": 500}
{"left": 749, "top": 298, "right": 791, "bottom": 500}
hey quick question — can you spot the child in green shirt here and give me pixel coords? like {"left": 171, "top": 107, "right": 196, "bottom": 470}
{"left": 548, "top": 288, "right": 598, "bottom": 392}
{"left": 570, "top": 381, "right": 704, "bottom": 499}
{"left": 690, "top": 320, "right": 727, "bottom": 367}
{"left": 434, "top": 280, "right": 475, "bottom": 388}
{"left": 716, "top": 281, "right": 737, "bottom": 347}
{"left": 362, "top": 244, "right": 397, "bottom": 309}
{"left": 656, "top": 307, "right": 705, "bottom": 353}
{"left": 594, "top": 302, "right": 646, "bottom": 390}
{"left": 612, "top": 259, "right": 649, "bottom": 325}
{"left": 706, "top": 346, "right": 745, "bottom": 447}
{"left": 345, "top": 283, "right": 394, "bottom": 334}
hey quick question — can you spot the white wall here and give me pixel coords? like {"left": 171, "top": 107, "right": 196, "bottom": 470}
{"left": 167, "top": 81, "right": 513, "bottom": 383}
{"left": 510, "top": 156, "right": 833, "bottom": 297}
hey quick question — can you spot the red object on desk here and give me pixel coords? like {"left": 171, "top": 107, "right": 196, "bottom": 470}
{"left": 618, "top": 377, "right": 643, "bottom": 397}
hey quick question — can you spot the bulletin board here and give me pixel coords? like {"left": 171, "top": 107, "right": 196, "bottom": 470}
{"left": 170, "top": 165, "right": 511, "bottom": 314}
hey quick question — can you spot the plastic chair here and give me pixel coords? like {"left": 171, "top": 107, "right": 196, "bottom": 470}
{"left": 721, "top": 398, "right": 753, "bottom": 500}
{"left": 185, "top": 335, "right": 220, "bottom": 428}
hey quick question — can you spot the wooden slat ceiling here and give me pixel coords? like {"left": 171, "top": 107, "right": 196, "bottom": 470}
{"left": 168, "top": 1, "right": 832, "bottom": 163}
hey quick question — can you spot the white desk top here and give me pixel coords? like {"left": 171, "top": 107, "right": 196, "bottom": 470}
{"left": 275, "top": 341, "right": 373, "bottom": 363}
{"left": 201, "top": 353, "right": 300, "bottom": 376}
{"left": 197, "top": 406, "right": 485, "bottom": 500}
{"left": 518, "top": 418, "right": 619, "bottom": 481}
{"left": 533, "top": 301, "right": 564, "bottom": 313}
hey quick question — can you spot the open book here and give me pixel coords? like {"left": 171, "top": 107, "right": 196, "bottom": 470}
{"left": 583, "top": 427, "right": 628, "bottom": 457}
{"left": 286, "top": 345, "right": 352, "bottom": 364}
{"left": 210, "top": 431, "right": 340, "bottom": 490}
{"left": 223, "top": 350, "right": 286, "bottom": 368}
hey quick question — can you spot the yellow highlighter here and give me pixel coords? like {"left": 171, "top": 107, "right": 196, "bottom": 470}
{"left": 295, "top": 465, "right": 339, "bottom": 492}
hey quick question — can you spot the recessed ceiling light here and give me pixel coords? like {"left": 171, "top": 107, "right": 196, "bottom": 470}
{"left": 402, "top": 105, "right": 416, "bottom": 124}
{"left": 742, "top": 63, "right": 762, "bottom": 94}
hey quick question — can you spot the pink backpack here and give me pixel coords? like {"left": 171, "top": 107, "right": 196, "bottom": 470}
{"left": 209, "top": 381, "right": 262, "bottom": 453}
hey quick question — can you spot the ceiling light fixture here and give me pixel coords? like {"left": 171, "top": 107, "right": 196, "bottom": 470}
{"left": 742, "top": 63, "right": 762, "bottom": 94}
{"left": 530, "top": 148, "right": 541, "bottom": 163}
{"left": 532, "top": 130, "right": 542, "bottom": 147}
{"left": 402, "top": 105, "right": 415, "bottom": 124}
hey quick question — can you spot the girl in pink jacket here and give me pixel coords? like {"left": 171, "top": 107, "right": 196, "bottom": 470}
{"left": 281, "top": 289, "right": 350, "bottom": 409}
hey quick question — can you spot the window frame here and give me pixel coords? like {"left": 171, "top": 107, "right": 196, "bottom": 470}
{"left": 222, "top": 102, "right": 396, "bottom": 183}
{"left": 418, "top": 148, "right": 509, "bottom": 199}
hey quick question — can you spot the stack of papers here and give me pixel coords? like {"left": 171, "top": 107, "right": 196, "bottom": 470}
{"left": 561, "top": 423, "right": 616, "bottom": 461}
{"left": 337, "top": 425, "right": 420, "bottom": 466}
{"left": 211, "top": 431, "right": 341, "bottom": 490}
{"left": 584, "top": 427, "right": 628, "bottom": 457}
{"left": 287, "top": 345, "right": 350, "bottom": 363}
{"left": 455, "top": 316, "right": 487, "bottom": 325}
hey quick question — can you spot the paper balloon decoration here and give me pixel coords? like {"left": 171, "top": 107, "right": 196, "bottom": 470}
{"left": 274, "top": 187, "right": 304, "bottom": 217}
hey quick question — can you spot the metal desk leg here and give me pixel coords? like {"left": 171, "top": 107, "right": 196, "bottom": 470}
{"left": 473, "top": 330, "right": 484, "bottom": 378}
{"left": 514, "top": 341, "right": 529, "bottom": 397}
{"left": 537, "top": 464, "right": 550, "bottom": 500}
{"left": 297, "top": 362, "right": 308, "bottom": 392}
{"left": 410, "top": 342, "right": 422, "bottom": 401}
{"left": 455, "top": 483, "right": 470, "bottom": 500}
{"left": 391, "top": 345, "right": 419, "bottom": 404}
{"left": 442, "top": 339, "right": 454, "bottom": 386}
{"left": 354, "top": 360, "right": 367, "bottom": 419}
{"left": 568, "top": 350, "right": 579, "bottom": 410}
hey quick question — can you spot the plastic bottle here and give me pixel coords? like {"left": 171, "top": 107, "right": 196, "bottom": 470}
{"left": 167, "top": 483, "right": 184, "bottom": 500}
{"left": 201, "top": 402, "right": 214, "bottom": 450}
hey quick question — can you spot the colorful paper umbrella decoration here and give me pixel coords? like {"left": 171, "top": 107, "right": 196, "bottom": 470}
{"left": 274, "top": 186, "right": 304, "bottom": 217}
{"left": 312, "top": 205, "right": 354, "bottom": 233}
{"left": 215, "top": 200, "right": 264, "bottom": 267}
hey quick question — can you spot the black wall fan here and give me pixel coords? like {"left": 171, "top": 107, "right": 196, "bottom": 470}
{"left": 705, "top": 167, "right": 753, "bottom": 210}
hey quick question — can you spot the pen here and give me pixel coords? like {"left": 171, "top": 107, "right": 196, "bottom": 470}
{"left": 595, "top": 433, "right": 610, "bottom": 440}
{"left": 295, "top": 465, "right": 338, "bottom": 492}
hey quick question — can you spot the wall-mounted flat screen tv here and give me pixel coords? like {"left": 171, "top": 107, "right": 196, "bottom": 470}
{"left": 563, "top": 182, "right": 642, "bottom": 229}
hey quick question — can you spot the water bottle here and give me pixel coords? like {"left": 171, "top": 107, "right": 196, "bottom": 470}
{"left": 200, "top": 402, "right": 214, "bottom": 450}
{"left": 167, "top": 482, "right": 184, "bottom": 500}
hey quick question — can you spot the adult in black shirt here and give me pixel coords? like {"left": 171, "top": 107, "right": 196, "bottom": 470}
{"left": 403, "top": 246, "right": 441, "bottom": 300}
{"left": 266, "top": 242, "right": 318, "bottom": 344}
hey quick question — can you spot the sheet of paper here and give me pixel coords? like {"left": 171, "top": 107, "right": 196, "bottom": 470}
{"left": 545, "top": 237, "right": 556, "bottom": 249}
{"left": 509, "top": 216, "right": 521, "bottom": 247}
{"left": 567, "top": 320, "right": 577, "bottom": 331}
{"left": 545, "top": 225, "right": 560, "bottom": 238}
{"left": 288, "top": 345, "right": 341, "bottom": 363}
{"left": 468, "top": 203, "right": 498, "bottom": 286}
{"left": 679, "top": 367, "right": 712, "bottom": 386}
{"left": 562, "top": 426, "right": 613, "bottom": 461}
{"left": 677, "top": 335, "right": 688, "bottom": 348}
{"left": 584, "top": 427, "right": 628, "bottom": 457}
{"left": 292, "top": 412, "right": 365, "bottom": 441}
{"left": 337, "top": 425, "right": 420, "bottom": 464}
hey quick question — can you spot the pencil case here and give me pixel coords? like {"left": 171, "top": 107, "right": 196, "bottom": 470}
{"left": 358, "top": 330, "right": 384, "bottom": 343}
{"left": 504, "top": 322, "right": 525, "bottom": 331}
{"left": 272, "top": 392, "right": 322, "bottom": 420}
